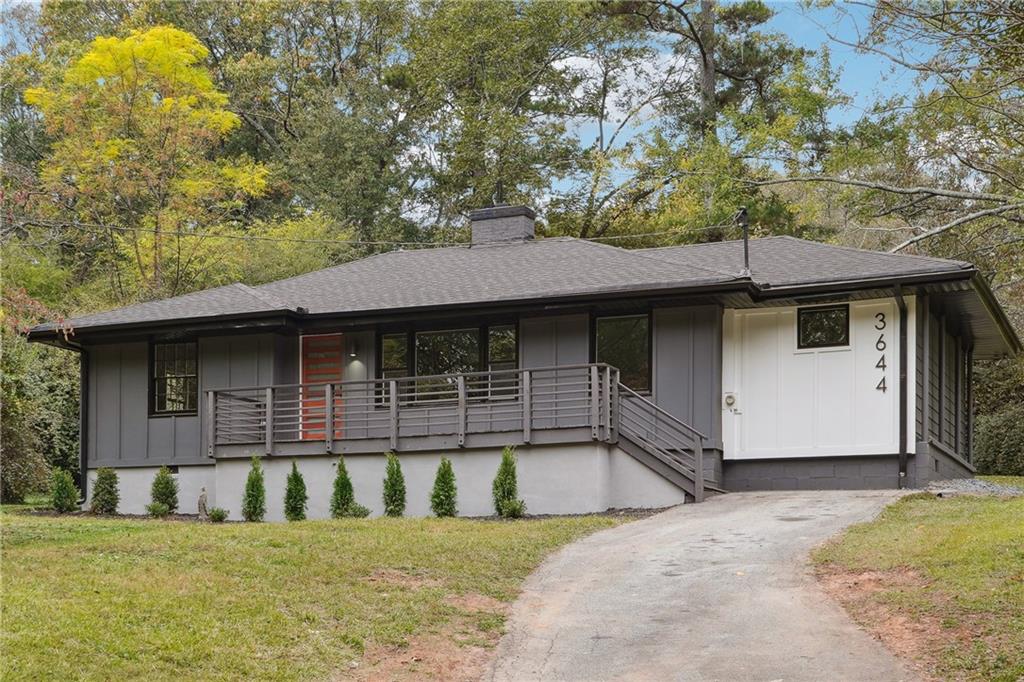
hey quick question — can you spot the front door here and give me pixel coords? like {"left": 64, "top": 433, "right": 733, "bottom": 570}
{"left": 300, "top": 334, "right": 344, "bottom": 440}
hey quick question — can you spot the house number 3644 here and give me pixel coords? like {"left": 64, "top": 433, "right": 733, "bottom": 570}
{"left": 874, "top": 312, "right": 887, "bottom": 392}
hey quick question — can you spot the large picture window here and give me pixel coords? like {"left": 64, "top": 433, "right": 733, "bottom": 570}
{"left": 380, "top": 333, "right": 410, "bottom": 380}
{"left": 152, "top": 342, "right": 198, "bottom": 414}
{"left": 377, "top": 324, "right": 518, "bottom": 383}
{"left": 595, "top": 315, "right": 650, "bottom": 392}
{"left": 797, "top": 305, "right": 849, "bottom": 349}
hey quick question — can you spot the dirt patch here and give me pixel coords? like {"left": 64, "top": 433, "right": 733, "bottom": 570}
{"left": 364, "top": 568, "right": 443, "bottom": 590}
{"left": 348, "top": 593, "right": 510, "bottom": 681}
{"left": 816, "top": 565, "right": 999, "bottom": 681}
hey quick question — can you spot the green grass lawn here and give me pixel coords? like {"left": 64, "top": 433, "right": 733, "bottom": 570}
{"left": 979, "top": 475, "right": 1024, "bottom": 489}
{"left": 1, "top": 511, "right": 620, "bottom": 681}
{"left": 813, "top": 493, "right": 1024, "bottom": 681}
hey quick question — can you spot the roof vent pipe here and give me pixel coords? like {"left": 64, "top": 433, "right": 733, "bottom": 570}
{"left": 468, "top": 205, "right": 536, "bottom": 245}
{"left": 736, "top": 206, "right": 750, "bottom": 276}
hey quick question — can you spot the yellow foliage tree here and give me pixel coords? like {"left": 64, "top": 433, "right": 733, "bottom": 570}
{"left": 25, "top": 26, "right": 268, "bottom": 299}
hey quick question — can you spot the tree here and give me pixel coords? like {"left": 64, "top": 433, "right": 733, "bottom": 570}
{"left": 492, "top": 446, "right": 525, "bottom": 518}
{"left": 382, "top": 452, "right": 406, "bottom": 517}
{"left": 430, "top": 457, "right": 458, "bottom": 518}
{"left": 90, "top": 467, "right": 119, "bottom": 514}
{"left": 329, "top": 456, "right": 355, "bottom": 518}
{"left": 242, "top": 456, "right": 266, "bottom": 522}
{"left": 50, "top": 468, "right": 79, "bottom": 513}
{"left": 22, "top": 26, "right": 269, "bottom": 300}
{"left": 283, "top": 461, "right": 307, "bottom": 522}
{"left": 150, "top": 465, "right": 178, "bottom": 512}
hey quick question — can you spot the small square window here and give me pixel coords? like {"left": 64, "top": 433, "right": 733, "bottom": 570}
{"left": 797, "top": 305, "right": 849, "bottom": 349}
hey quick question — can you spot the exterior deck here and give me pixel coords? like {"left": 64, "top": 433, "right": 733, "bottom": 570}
{"left": 208, "top": 363, "right": 710, "bottom": 500}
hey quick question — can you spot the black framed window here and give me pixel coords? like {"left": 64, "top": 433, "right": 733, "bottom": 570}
{"left": 487, "top": 325, "right": 517, "bottom": 372}
{"left": 595, "top": 315, "right": 650, "bottom": 392}
{"left": 797, "top": 305, "right": 850, "bottom": 349}
{"left": 415, "top": 328, "right": 481, "bottom": 377}
{"left": 152, "top": 342, "right": 198, "bottom": 414}
{"left": 380, "top": 333, "right": 410, "bottom": 380}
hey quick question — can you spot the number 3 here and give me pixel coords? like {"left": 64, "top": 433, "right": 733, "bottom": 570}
{"left": 874, "top": 312, "right": 886, "bottom": 330}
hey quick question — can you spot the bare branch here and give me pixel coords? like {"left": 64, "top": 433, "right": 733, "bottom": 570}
{"left": 890, "top": 203, "right": 1024, "bottom": 252}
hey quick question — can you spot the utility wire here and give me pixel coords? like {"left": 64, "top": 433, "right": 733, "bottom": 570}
{"left": 7, "top": 217, "right": 740, "bottom": 249}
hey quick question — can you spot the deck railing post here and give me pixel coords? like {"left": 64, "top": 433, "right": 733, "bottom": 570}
{"left": 457, "top": 375, "right": 467, "bottom": 446}
{"left": 610, "top": 370, "right": 619, "bottom": 443}
{"left": 389, "top": 380, "right": 399, "bottom": 450}
{"left": 324, "top": 383, "right": 333, "bottom": 454}
{"left": 522, "top": 369, "right": 532, "bottom": 444}
{"left": 602, "top": 366, "right": 612, "bottom": 442}
{"left": 692, "top": 433, "right": 705, "bottom": 503}
{"left": 590, "top": 365, "right": 600, "bottom": 440}
{"left": 264, "top": 387, "right": 274, "bottom": 455}
{"left": 206, "top": 390, "right": 216, "bottom": 457}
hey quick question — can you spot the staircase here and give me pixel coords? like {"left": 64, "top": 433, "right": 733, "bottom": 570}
{"left": 615, "top": 384, "right": 714, "bottom": 502}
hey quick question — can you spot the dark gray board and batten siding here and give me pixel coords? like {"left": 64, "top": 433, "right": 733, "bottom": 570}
{"left": 88, "top": 334, "right": 280, "bottom": 468}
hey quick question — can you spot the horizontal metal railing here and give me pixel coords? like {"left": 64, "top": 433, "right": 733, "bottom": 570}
{"left": 208, "top": 363, "right": 617, "bottom": 455}
{"left": 616, "top": 384, "right": 706, "bottom": 502}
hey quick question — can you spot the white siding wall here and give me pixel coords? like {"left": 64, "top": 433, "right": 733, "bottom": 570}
{"left": 722, "top": 297, "right": 916, "bottom": 460}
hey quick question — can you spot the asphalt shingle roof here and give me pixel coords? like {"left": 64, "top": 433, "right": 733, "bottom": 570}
{"left": 32, "top": 235, "right": 973, "bottom": 334}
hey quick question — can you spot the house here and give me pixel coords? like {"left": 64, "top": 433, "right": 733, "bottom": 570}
{"left": 28, "top": 206, "right": 1021, "bottom": 520}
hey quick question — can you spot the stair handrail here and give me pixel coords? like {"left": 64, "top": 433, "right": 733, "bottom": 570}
{"left": 616, "top": 383, "right": 708, "bottom": 440}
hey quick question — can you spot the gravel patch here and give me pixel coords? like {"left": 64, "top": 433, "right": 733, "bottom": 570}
{"left": 926, "top": 478, "right": 1024, "bottom": 496}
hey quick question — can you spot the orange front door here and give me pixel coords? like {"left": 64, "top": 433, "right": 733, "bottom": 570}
{"left": 300, "top": 334, "right": 344, "bottom": 440}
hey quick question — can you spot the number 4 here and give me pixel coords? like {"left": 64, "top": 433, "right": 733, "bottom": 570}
{"left": 876, "top": 377, "right": 887, "bottom": 393}
{"left": 875, "top": 355, "right": 887, "bottom": 370}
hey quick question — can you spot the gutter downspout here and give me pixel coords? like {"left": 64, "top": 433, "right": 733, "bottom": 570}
{"left": 79, "top": 348, "right": 89, "bottom": 502}
{"left": 894, "top": 285, "right": 909, "bottom": 488}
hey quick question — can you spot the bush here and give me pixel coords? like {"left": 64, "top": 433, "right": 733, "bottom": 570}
{"left": 146, "top": 502, "right": 170, "bottom": 518}
{"left": 492, "top": 445, "right": 525, "bottom": 517}
{"left": 329, "top": 456, "right": 355, "bottom": 518}
{"left": 430, "top": 457, "right": 458, "bottom": 517}
{"left": 975, "top": 402, "right": 1024, "bottom": 476}
{"left": 242, "top": 456, "right": 266, "bottom": 522}
{"left": 150, "top": 466, "right": 178, "bottom": 512}
{"left": 346, "top": 502, "right": 371, "bottom": 518}
{"left": 90, "top": 467, "right": 119, "bottom": 514}
{"left": 499, "top": 498, "right": 527, "bottom": 519}
{"left": 382, "top": 452, "right": 406, "bottom": 517}
{"left": 50, "top": 468, "right": 79, "bottom": 513}
{"left": 208, "top": 507, "right": 228, "bottom": 523}
{"left": 284, "top": 461, "right": 308, "bottom": 521}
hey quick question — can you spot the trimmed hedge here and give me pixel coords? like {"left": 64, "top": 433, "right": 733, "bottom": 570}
{"left": 90, "top": 467, "right": 119, "bottom": 514}
{"left": 150, "top": 466, "right": 178, "bottom": 512}
{"left": 430, "top": 457, "right": 457, "bottom": 517}
{"left": 382, "top": 452, "right": 406, "bottom": 517}
{"left": 242, "top": 456, "right": 266, "bottom": 522}
{"left": 974, "top": 402, "right": 1024, "bottom": 476}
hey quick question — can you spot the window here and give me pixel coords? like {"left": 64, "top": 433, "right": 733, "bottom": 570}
{"left": 380, "top": 333, "right": 409, "bottom": 379}
{"left": 152, "top": 342, "right": 198, "bottom": 414}
{"left": 415, "top": 328, "right": 481, "bottom": 377}
{"left": 595, "top": 315, "right": 650, "bottom": 392}
{"left": 797, "top": 305, "right": 849, "bottom": 349}
{"left": 488, "top": 325, "right": 517, "bottom": 372}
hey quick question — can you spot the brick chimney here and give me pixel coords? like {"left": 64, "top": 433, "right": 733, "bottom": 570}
{"left": 468, "top": 205, "right": 535, "bottom": 245}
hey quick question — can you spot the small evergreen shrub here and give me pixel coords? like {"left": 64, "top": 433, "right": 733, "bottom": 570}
{"left": 50, "top": 469, "right": 80, "bottom": 513}
{"left": 975, "top": 402, "right": 1024, "bottom": 476}
{"left": 492, "top": 445, "right": 525, "bottom": 517}
{"left": 382, "top": 452, "right": 406, "bottom": 517}
{"left": 150, "top": 465, "right": 179, "bottom": 512}
{"left": 346, "top": 502, "right": 371, "bottom": 518}
{"left": 284, "top": 461, "right": 308, "bottom": 521}
{"left": 499, "top": 498, "right": 527, "bottom": 519}
{"left": 329, "top": 456, "right": 355, "bottom": 518}
{"left": 90, "top": 467, "right": 119, "bottom": 514}
{"left": 242, "top": 456, "right": 266, "bottom": 522}
{"left": 208, "top": 507, "right": 228, "bottom": 523}
{"left": 146, "top": 501, "right": 170, "bottom": 517}
{"left": 430, "top": 457, "right": 458, "bottom": 517}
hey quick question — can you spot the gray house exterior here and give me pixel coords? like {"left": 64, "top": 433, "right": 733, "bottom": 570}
{"left": 29, "top": 206, "right": 1020, "bottom": 520}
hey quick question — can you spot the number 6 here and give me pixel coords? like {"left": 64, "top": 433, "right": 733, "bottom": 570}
{"left": 875, "top": 334, "right": 886, "bottom": 351}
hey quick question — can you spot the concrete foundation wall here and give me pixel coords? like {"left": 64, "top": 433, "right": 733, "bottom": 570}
{"left": 723, "top": 456, "right": 903, "bottom": 491}
{"left": 86, "top": 465, "right": 216, "bottom": 515}
{"left": 912, "top": 441, "right": 974, "bottom": 487}
{"left": 211, "top": 443, "right": 686, "bottom": 522}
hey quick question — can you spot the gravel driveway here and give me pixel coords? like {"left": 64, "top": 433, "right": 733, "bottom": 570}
{"left": 486, "top": 490, "right": 915, "bottom": 682}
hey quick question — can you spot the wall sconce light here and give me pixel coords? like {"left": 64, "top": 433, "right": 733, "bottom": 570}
{"left": 349, "top": 340, "right": 358, "bottom": 358}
